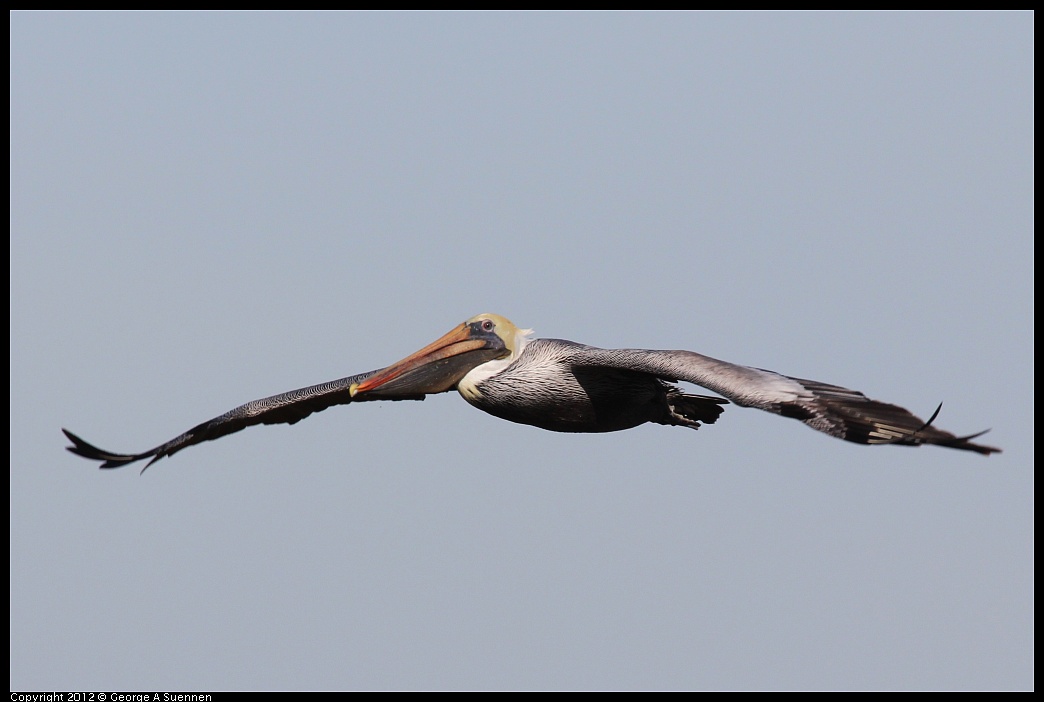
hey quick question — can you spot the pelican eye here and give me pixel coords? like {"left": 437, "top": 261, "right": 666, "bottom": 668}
{"left": 480, "top": 319, "right": 495, "bottom": 332}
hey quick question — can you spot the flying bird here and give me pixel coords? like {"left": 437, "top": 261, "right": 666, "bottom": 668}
{"left": 63, "top": 313, "right": 1000, "bottom": 470}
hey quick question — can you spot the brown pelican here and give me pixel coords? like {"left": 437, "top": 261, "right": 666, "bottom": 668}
{"left": 63, "top": 313, "right": 1000, "bottom": 470}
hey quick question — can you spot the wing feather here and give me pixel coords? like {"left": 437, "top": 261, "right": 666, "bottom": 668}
{"left": 63, "top": 369, "right": 425, "bottom": 471}
{"left": 547, "top": 342, "right": 1000, "bottom": 455}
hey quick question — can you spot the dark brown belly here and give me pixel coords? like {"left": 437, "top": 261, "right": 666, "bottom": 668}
{"left": 464, "top": 367, "right": 670, "bottom": 433}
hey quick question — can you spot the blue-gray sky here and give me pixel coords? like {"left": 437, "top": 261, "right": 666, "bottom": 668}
{"left": 11, "top": 11, "right": 1033, "bottom": 691}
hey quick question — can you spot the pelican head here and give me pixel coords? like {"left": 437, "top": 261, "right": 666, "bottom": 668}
{"left": 349, "top": 313, "right": 529, "bottom": 399}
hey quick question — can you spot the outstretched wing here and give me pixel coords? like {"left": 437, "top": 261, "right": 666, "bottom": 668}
{"left": 552, "top": 343, "right": 1000, "bottom": 455}
{"left": 63, "top": 369, "right": 425, "bottom": 471}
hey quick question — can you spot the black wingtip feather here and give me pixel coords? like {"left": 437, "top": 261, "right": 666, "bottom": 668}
{"left": 938, "top": 428, "right": 1002, "bottom": 456}
{"left": 62, "top": 428, "right": 154, "bottom": 469}
{"left": 878, "top": 404, "right": 1001, "bottom": 456}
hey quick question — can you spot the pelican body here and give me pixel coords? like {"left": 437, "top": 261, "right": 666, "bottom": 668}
{"left": 64, "top": 313, "right": 1000, "bottom": 470}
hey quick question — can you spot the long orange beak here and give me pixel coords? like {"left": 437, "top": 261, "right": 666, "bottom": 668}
{"left": 349, "top": 321, "right": 508, "bottom": 399}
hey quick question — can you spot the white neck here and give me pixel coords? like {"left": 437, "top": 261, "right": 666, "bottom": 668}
{"left": 457, "top": 327, "right": 532, "bottom": 401}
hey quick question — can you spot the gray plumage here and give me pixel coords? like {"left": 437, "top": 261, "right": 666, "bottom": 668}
{"left": 64, "top": 313, "right": 1000, "bottom": 471}
{"left": 468, "top": 339, "right": 997, "bottom": 454}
